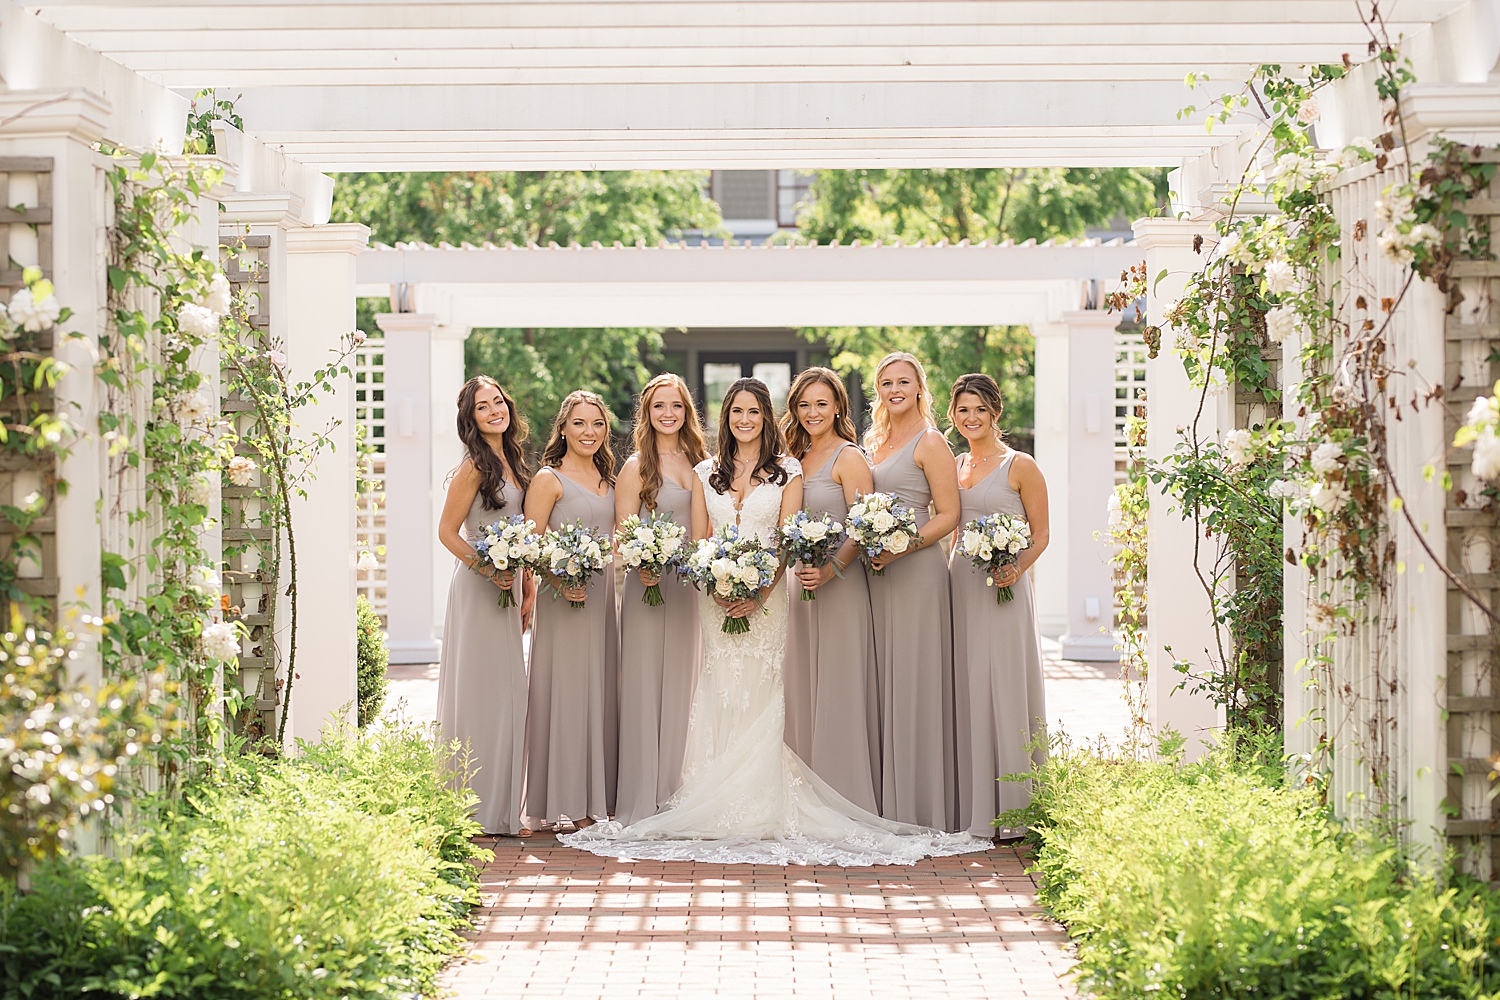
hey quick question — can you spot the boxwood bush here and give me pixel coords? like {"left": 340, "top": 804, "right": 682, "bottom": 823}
{"left": 355, "top": 594, "right": 389, "bottom": 728}
{"left": 1012, "top": 734, "right": 1500, "bottom": 999}
{"left": 0, "top": 721, "right": 488, "bottom": 998}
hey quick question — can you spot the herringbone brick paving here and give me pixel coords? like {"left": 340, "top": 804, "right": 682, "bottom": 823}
{"left": 440, "top": 833, "right": 1078, "bottom": 999}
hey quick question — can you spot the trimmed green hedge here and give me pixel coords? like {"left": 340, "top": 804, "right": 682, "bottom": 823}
{"left": 1012, "top": 736, "right": 1500, "bottom": 999}
{"left": 356, "top": 594, "right": 389, "bottom": 728}
{"left": 0, "top": 722, "right": 488, "bottom": 998}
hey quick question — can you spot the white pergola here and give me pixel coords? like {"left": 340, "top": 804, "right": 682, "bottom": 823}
{"left": 355, "top": 238, "right": 1138, "bottom": 664}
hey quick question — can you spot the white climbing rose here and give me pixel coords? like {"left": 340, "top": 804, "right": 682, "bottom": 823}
{"left": 1296, "top": 98, "right": 1320, "bottom": 124}
{"left": 1223, "top": 429, "right": 1252, "bottom": 468}
{"left": 358, "top": 549, "right": 379, "bottom": 572}
{"left": 1473, "top": 426, "right": 1500, "bottom": 482}
{"left": 201, "top": 621, "right": 241, "bottom": 662}
{"left": 1263, "top": 258, "right": 1300, "bottom": 295}
{"left": 204, "top": 272, "right": 232, "bottom": 316}
{"left": 227, "top": 455, "right": 257, "bottom": 486}
{"left": 178, "top": 303, "right": 217, "bottom": 338}
{"left": 8, "top": 287, "right": 60, "bottom": 332}
{"left": 1264, "top": 304, "right": 1303, "bottom": 345}
{"left": 1310, "top": 441, "right": 1343, "bottom": 477}
{"left": 1309, "top": 480, "right": 1349, "bottom": 513}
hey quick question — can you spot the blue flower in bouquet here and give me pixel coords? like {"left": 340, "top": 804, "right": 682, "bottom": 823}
{"left": 779, "top": 510, "right": 845, "bottom": 601}
{"left": 681, "top": 524, "right": 779, "bottom": 634}
{"left": 958, "top": 512, "right": 1033, "bottom": 603}
{"left": 473, "top": 515, "right": 541, "bottom": 609}
{"left": 844, "top": 491, "right": 920, "bottom": 576}
{"left": 616, "top": 511, "right": 689, "bottom": 606}
{"left": 540, "top": 520, "right": 612, "bottom": 609}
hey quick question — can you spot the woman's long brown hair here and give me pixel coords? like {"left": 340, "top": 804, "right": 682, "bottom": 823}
{"left": 632, "top": 373, "right": 707, "bottom": 511}
{"left": 540, "top": 389, "right": 618, "bottom": 488}
{"left": 455, "top": 375, "right": 531, "bottom": 510}
{"left": 708, "top": 377, "right": 788, "bottom": 496}
{"left": 779, "top": 367, "right": 857, "bottom": 459}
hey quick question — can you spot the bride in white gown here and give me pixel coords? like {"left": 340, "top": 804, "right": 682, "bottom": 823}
{"left": 564, "top": 378, "right": 990, "bottom": 866}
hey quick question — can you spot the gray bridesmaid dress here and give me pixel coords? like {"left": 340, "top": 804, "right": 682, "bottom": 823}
{"left": 784, "top": 442, "right": 881, "bottom": 814}
{"left": 951, "top": 450, "right": 1047, "bottom": 838}
{"left": 614, "top": 478, "right": 703, "bottom": 826}
{"left": 436, "top": 480, "right": 528, "bottom": 835}
{"left": 868, "top": 431, "right": 959, "bottom": 832}
{"left": 524, "top": 467, "right": 619, "bottom": 826}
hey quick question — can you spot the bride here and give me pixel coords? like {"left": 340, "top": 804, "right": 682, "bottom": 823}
{"left": 564, "top": 377, "right": 990, "bottom": 865}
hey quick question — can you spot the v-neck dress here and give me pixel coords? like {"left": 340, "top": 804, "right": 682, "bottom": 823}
{"left": 524, "top": 467, "right": 620, "bottom": 826}
{"left": 784, "top": 442, "right": 881, "bottom": 814}
{"left": 868, "top": 431, "right": 959, "bottom": 832}
{"left": 614, "top": 477, "right": 704, "bottom": 826}
{"left": 436, "top": 479, "right": 528, "bottom": 835}
{"left": 950, "top": 450, "right": 1046, "bottom": 837}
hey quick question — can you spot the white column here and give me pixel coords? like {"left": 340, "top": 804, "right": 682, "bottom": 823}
{"left": 283, "top": 223, "right": 368, "bottom": 747}
{"left": 1059, "top": 309, "right": 1122, "bottom": 662}
{"left": 376, "top": 312, "right": 442, "bottom": 664}
{"left": 1029, "top": 321, "right": 1068, "bottom": 638}
{"left": 1133, "top": 218, "right": 1226, "bottom": 758}
{"left": 429, "top": 323, "right": 469, "bottom": 639}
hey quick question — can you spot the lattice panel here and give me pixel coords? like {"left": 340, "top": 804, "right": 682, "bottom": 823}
{"left": 0, "top": 158, "right": 57, "bottom": 621}
{"left": 354, "top": 339, "right": 387, "bottom": 620}
{"left": 219, "top": 232, "right": 279, "bottom": 742}
{"left": 1113, "top": 327, "right": 1147, "bottom": 482}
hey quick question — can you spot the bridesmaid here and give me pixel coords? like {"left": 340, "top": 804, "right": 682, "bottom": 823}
{"left": 435, "top": 376, "right": 535, "bottom": 837}
{"left": 864, "top": 351, "right": 963, "bottom": 832}
{"left": 780, "top": 367, "right": 881, "bottom": 814}
{"left": 613, "top": 373, "right": 710, "bottom": 826}
{"left": 523, "top": 389, "right": 620, "bottom": 830}
{"left": 948, "top": 373, "right": 1050, "bottom": 839}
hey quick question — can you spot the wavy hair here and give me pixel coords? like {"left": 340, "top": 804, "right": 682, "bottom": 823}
{"left": 455, "top": 375, "right": 531, "bottom": 510}
{"left": 780, "top": 367, "right": 857, "bottom": 459}
{"left": 540, "top": 389, "right": 617, "bottom": 488}
{"left": 862, "top": 351, "right": 937, "bottom": 454}
{"left": 632, "top": 373, "right": 707, "bottom": 511}
{"left": 947, "top": 372, "right": 1007, "bottom": 446}
{"left": 708, "top": 377, "right": 788, "bottom": 496}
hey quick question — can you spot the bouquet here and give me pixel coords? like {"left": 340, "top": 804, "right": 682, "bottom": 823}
{"left": 844, "top": 492, "right": 920, "bottom": 576}
{"left": 616, "top": 511, "right": 688, "bottom": 606}
{"left": 539, "top": 520, "right": 612, "bottom": 609}
{"left": 473, "top": 515, "right": 541, "bottom": 609}
{"left": 959, "top": 513, "right": 1033, "bottom": 603}
{"left": 779, "top": 510, "right": 845, "bottom": 601}
{"left": 680, "top": 524, "right": 779, "bottom": 634}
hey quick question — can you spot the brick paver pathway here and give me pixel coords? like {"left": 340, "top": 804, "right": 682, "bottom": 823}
{"left": 441, "top": 833, "right": 1077, "bottom": 999}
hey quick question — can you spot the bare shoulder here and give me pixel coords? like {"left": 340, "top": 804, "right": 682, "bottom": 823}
{"left": 617, "top": 453, "right": 643, "bottom": 483}
{"left": 1009, "top": 450, "right": 1045, "bottom": 483}
{"left": 832, "top": 442, "right": 871, "bottom": 475}
{"left": 450, "top": 456, "right": 481, "bottom": 487}
{"left": 914, "top": 427, "right": 955, "bottom": 464}
{"left": 531, "top": 465, "right": 564, "bottom": 500}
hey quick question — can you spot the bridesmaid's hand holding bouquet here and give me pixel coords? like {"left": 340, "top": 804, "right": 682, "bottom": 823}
{"left": 680, "top": 524, "right": 779, "bottom": 634}
{"left": 473, "top": 515, "right": 542, "bottom": 609}
{"left": 540, "top": 520, "right": 612, "bottom": 609}
{"left": 616, "top": 511, "right": 688, "bottom": 606}
{"left": 779, "top": 510, "right": 845, "bottom": 601}
{"left": 844, "top": 492, "right": 920, "bottom": 576}
{"left": 959, "top": 513, "right": 1033, "bottom": 603}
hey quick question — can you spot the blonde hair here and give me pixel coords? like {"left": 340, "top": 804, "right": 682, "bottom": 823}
{"left": 780, "top": 367, "right": 857, "bottom": 459}
{"left": 863, "top": 351, "right": 936, "bottom": 454}
{"left": 632, "top": 373, "right": 707, "bottom": 511}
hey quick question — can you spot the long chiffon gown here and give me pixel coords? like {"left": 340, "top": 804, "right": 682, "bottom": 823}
{"left": 435, "top": 481, "right": 528, "bottom": 835}
{"left": 614, "top": 479, "right": 703, "bottom": 826}
{"left": 524, "top": 467, "right": 619, "bottom": 826}
{"left": 868, "top": 431, "right": 959, "bottom": 832}
{"left": 784, "top": 442, "right": 881, "bottom": 814}
{"left": 951, "top": 450, "right": 1047, "bottom": 838}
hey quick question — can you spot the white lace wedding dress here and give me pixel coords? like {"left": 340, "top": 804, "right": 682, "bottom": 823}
{"left": 562, "top": 456, "right": 990, "bottom": 866}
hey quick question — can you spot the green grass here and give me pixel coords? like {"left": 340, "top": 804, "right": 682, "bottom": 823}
{"left": 1010, "top": 733, "right": 1500, "bottom": 999}
{"left": 0, "top": 721, "right": 489, "bottom": 999}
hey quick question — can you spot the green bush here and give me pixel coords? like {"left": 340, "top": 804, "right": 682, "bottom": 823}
{"left": 0, "top": 721, "right": 489, "bottom": 998}
{"left": 355, "top": 595, "right": 388, "bottom": 728}
{"left": 1013, "top": 735, "right": 1500, "bottom": 999}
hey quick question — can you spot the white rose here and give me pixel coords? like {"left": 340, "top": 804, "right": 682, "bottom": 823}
{"left": 201, "top": 621, "right": 240, "bottom": 662}
{"left": 1309, "top": 480, "right": 1349, "bottom": 513}
{"left": 871, "top": 510, "right": 896, "bottom": 533}
{"left": 175, "top": 390, "right": 211, "bottom": 423}
{"left": 711, "top": 558, "right": 734, "bottom": 580}
{"left": 189, "top": 564, "right": 220, "bottom": 596}
{"left": 1466, "top": 396, "right": 1498, "bottom": 428}
{"left": 961, "top": 529, "right": 983, "bottom": 555}
{"left": 188, "top": 472, "right": 215, "bottom": 507}
{"left": 1375, "top": 191, "right": 1415, "bottom": 226}
{"left": 227, "top": 455, "right": 256, "bottom": 486}
{"left": 8, "top": 287, "right": 60, "bottom": 332}
{"left": 1106, "top": 492, "right": 1124, "bottom": 528}
{"left": 661, "top": 534, "right": 683, "bottom": 555}
{"left": 1310, "top": 441, "right": 1343, "bottom": 477}
{"left": 737, "top": 565, "right": 760, "bottom": 587}
{"left": 204, "top": 272, "right": 232, "bottom": 316}
{"left": 1265, "top": 303, "right": 1303, "bottom": 345}
{"left": 1473, "top": 426, "right": 1500, "bottom": 481}
{"left": 634, "top": 526, "right": 655, "bottom": 544}
{"left": 1263, "top": 258, "right": 1300, "bottom": 295}
{"left": 802, "top": 521, "right": 828, "bottom": 542}
{"left": 886, "top": 530, "right": 910, "bottom": 554}
{"left": 178, "top": 303, "right": 217, "bottom": 338}
{"left": 1274, "top": 152, "right": 1315, "bottom": 193}
{"left": 358, "top": 549, "right": 379, "bottom": 572}
{"left": 1296, "top": 98, "right": 1320, "bottom": 124}
{"left": 1223, "top": 429, "right": 1252, "bottom": 468}
{"left": 715, "top": 579, "right": 733, "bottom": 596}
{"left": 267, "top": 349, "right": 287, "bottom": 368}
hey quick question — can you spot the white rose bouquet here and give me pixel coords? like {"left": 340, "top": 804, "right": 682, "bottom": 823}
{"left": 779, "top": 510, "right": 845, "bottom": 601}
{"left": 540, "top": 519, "right": 612, "bottom": 609}
{"left": 616, "top": 511, "right": 688, "bottom": 607}
{"left": 680, "top": 524, "right": 779, "bottom": 634}
{"left": 473, "top": 514, "right": 542, "bottom": 609}
{"left": 844, "top": 491, "right": 920, "bottom": 576}
{"left": 959, "top": 513, "right": 1033, "bottom": 604}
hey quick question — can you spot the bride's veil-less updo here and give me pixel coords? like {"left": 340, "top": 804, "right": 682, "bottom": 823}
{"left": 709, "top": 377, "right": 789, "bottom": 496}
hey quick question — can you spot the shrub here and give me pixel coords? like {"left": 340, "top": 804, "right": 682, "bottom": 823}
{"left": 0, "top": 720, "right": 489, "bottom": 998}
{"left": 1013, "top": 734, "right": 1500, "bottom": 999}
{"left": 355, "top": 594, "right": 388, "bottom": 727}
